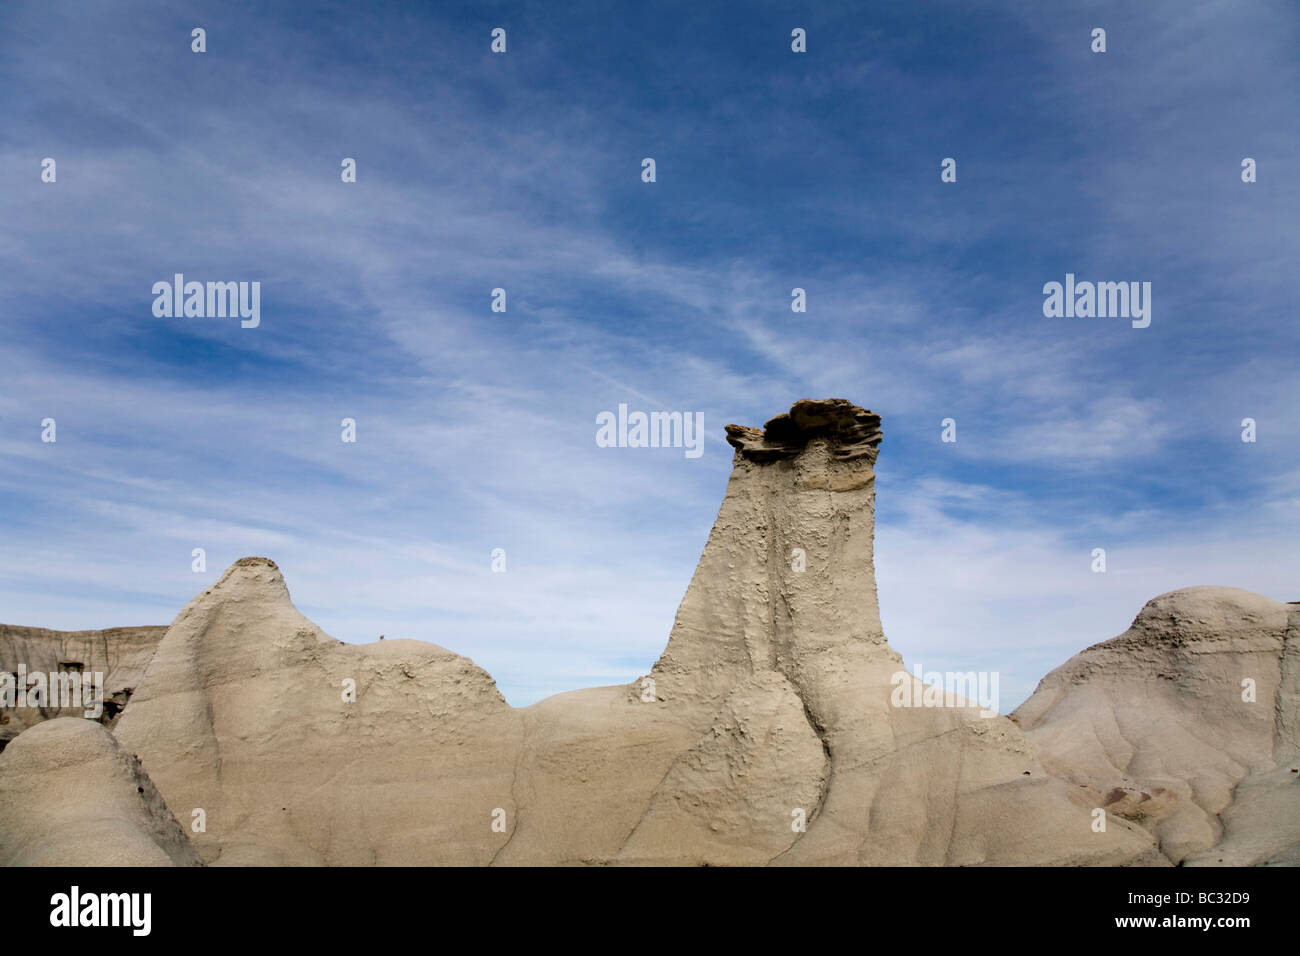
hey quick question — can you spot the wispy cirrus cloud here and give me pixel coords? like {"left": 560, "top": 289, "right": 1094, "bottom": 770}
{"left": 0, "top": 0, "right": 1295, "bottom": 704}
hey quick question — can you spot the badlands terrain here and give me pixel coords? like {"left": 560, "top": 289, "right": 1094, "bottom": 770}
{"left": 1, "top": 399, "right": 1296, "bottom": 866}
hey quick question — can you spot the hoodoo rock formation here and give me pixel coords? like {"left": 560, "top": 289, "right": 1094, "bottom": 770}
{"left": 0, "top": 399, "right": 1293, "bottom": 866}
{"left": 644, "top": 399, "right": 1152, "bottom": 865}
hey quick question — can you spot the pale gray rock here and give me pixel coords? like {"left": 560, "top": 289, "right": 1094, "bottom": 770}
{"left": 1015, "top": 587, "right": 1300, "bottom": 865}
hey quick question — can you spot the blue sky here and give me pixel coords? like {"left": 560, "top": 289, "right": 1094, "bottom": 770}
{"left": 1, "top": 0, "right": 1297, "bottom": 707}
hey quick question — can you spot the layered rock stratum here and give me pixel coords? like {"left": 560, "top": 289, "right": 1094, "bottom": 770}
{"left": 0, "top": 399, "right": 1294, "bottom": 866}
{"left": 0, "top": 624, "right": 166, "bottom": 751}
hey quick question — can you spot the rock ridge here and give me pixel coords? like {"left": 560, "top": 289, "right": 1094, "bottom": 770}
{"left": 1, "top": 400, "right": 1289, "bottom": 866}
